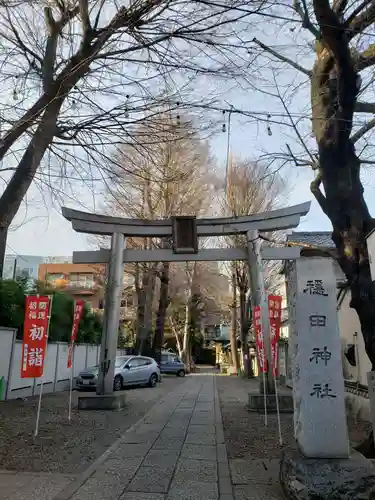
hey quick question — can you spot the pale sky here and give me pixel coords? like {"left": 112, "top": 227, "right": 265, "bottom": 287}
{"left": 6, "top": 94, "right": 375, "bottom": 257}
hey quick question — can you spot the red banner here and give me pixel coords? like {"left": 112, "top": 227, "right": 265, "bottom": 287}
{"left": 268, "top": 295, "right": 282, "bottom": 376}
{"left": 21, "top": 296, "right": 51, "bottom": 379}
{"left": 67, "top": 300, "right": 85, "bottom": 369}
{"left": 253, "top": 305, "right": 267, "bottom": 373}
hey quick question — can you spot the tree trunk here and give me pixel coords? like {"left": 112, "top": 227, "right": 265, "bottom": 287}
{"left": 311, "top": 46, "right": 375, "bottom": 456}
{"left": 239, "top": 286, "right": 250, "bottom": 377}
{"left": 143, "top": 270, "right": 156, "bottom": 356}
{"left": 153, "top": 262, "right": 170, "bottom": 364}
{"left": 230, "top": 266, "right": 240, "bottom": 374}
{"left": 0, "top": 226, "right": 7, "bottom": 277}
{"left": 0, "top": 100, "right": 63, "bottom": 275}
{"left": 135, "top": 288, "right": 146, "bottom": 354}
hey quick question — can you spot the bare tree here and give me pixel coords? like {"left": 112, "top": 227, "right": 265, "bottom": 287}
{"left": 103, "top": 115, "right": 215, "bottom": 356}
{"left": 223, "top": 157, "right": 285, "bottom": 376}
{"left": 0, "top": 0, "right": 261, "bottom": 274}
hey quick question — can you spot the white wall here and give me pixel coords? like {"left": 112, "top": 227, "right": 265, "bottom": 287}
{"left": 0, "top": 332, "right": 126, "bottom": 400}
{"left": 337, "top": 289, "right": 370, "bottom": 386}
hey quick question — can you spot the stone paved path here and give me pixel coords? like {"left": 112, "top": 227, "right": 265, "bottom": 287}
{"left": 53, "top": 372, "right": 282, "bottom": 500}
{"left": 1, "top": 372, "right": 284, "bottom": 499}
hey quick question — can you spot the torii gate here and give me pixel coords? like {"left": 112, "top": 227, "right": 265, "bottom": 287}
{"left": 62, "top": 201, "right": 310, "bottom": 410}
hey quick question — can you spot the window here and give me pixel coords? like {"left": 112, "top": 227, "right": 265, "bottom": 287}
{"left": 161, "top": 354, "right": 169, "bottom": 363}
{"left": 69, "top": 273, "right": 94, "bottom": 288}
{"left": 115, "top": 357, "right": 130, "bottom": 367}
{"left": 46, "top": 273, "right": 64, "bottom": 282}
{"left": 128, "top": 358, "right": 144, "bottom": 368}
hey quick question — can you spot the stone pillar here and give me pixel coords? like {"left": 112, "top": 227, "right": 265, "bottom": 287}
{"left": 97, "top": 233, "right": 125, "bottom": 395}
{"left": 291, "top": 256, "right": 349, "bottom": 458}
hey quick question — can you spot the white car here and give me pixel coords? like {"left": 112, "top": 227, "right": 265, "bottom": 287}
{"left": 76, "top": 356, "right": 161, "bottom": 391}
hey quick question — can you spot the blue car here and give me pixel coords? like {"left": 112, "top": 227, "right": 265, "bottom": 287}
{"left": 160, "top": 352, "right": 186, "bottom": 377}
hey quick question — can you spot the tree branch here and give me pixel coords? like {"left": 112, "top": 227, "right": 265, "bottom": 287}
{"left": 347, "top": 1, "right": 375, "bottom": 39}
{"left": 351, "top": 117, "right": 375, "bottom": 143}
{"left": 333, "top": 0, "right": 348, "bottom": 16}
{"left": 312, "top": 0, "right": 352, "bottom": 70}
{"left": 293, "top": 0, "right": 320, "bottom": 37}
{"left": 355, "top": 44, "right": 375, "bottom": 71}
{"left": 355, "top": 101, "right": 375, "bottom": 113}
{"left": 310, "top": 170, "right": 329, "bottom": 217}
{"left": 252, "top": 37, "right": 311, "bottom": 76}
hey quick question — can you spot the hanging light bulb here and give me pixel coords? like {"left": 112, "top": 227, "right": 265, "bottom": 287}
{"left": 12, "top": 88, "right": 18, "bottom": 101}
{"left": 176, "top": 114, "right": 180, "bottom": 125}
{"left": 71, "top": 99, "right": 77, "bottom": 110}
{"left": 267, "top": 114, "right": 272, "bottom": 136}
{"left": 222, "top": 123, "right": 226, "bottom": 133}
{"left": 124, "top": 94, "right": 130, "bottom": 118}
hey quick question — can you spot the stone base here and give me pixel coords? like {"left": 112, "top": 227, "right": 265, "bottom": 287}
{"left": 280, "top": 449, "right": 375, "bottom": 500}
{"left": 247, "top": 391, "right": 293, "bottom": 413}
{"left": 78, "top": 394, "right": 127, "bottom": 411}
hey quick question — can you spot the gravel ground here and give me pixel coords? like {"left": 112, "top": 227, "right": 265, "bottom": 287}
{"left": 0, "top": 376, "right": 185, "bottom": 474}
{"left": 217, "top": 376, "right": 372, "bottom": 460}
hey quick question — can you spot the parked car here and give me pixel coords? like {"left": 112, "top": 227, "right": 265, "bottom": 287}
{"left": 160, "top": 352, "right": 186, "bottom": 377}
{"left": 76, "top": 356, "right": 161, "bottom": 391}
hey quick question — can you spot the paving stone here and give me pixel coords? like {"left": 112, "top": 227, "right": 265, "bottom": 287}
{"left": 10, "top": 476, "right": 73, "bottom": 500}
{"left": 219, "top": 476, "right": 233, "bottom": 495}
{"left": 175, "top": 459, "right": 217, "bottom": 482}
{"left": 142, "top": 448, "right": 180, "bottom": 468}
{"left": 135, "top": 424, "right": 166, "bottom": 434}
{"left": 188, "top": 424, "right": 216, "bottom": 435}
{"left": 119, "top": 494, "right": 166, "bottom": 500}
{"left": 70, "top": 478, "right": 126, "bottom": 500}
{"left": 219, "top": 495, "right": 234, "bottom": 500}
{"left": 153, "top": 437, "right": 185, "bottom": 450}
{"left": 127, "top": 466, "right": 173, "bottom": 493}
{"left": 91, "top": 458, "right": 141, "bottom": 482}
{"left": 218, "top": 461, "right": 230, "bottom": 478}
{"left": 233, "top": 484, "right": 284, "bottom": 500}
{"left": 108, "top": 443, "right": 151, "bottom": 460}
{"left": 190, "top": 417, "right": 215, "bottom": 426}
{"left": 160, "top": 427, "right": 188, "bottom": 439}
{"left": 217, "top": 444, "right": 228, "bottom": 463}
{"left": 181, "top": 444, "right": 217, "bottom": 461}
{"left": 185, "top": 433, "right": 216, "bottom": 446}
{"left": 165, "top": 421, "right": 190, "bottom": 430}
{"left": 229, "top": 459, "right": 280, "bottom": 485}
{"left": 121, "top": 432, "right": 159, "bottom": 444}
{"left": 167, "top": 479, "right": 218, "bottom": 500}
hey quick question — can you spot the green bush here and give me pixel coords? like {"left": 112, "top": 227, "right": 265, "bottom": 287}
{"left": 0, "top": 278, "right": 102, "bottom": 344}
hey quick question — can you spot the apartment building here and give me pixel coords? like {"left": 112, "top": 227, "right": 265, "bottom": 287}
{"left": 38, "top": 263, "right": 105, "bottom": 309}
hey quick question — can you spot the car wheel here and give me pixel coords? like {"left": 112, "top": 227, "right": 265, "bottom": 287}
{"left": 177, "top": 369, "right": 185, "bottom": 377}
{"left": 148, "top": 373, "right": 158, "bottom": 387}
{"left": 114, "top": 375, "right": 123, "bottom": 391}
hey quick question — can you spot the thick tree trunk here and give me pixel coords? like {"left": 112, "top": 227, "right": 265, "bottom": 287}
{"left": 153, "top": 262, "right": 170, "bottom": 364}
{"left": 230, "top": 266, "right": 240, "bottom": 374}
{"left": 0, "top": 100, "right": 63, "bottom": 272}
{"left": 311, "top": 42, "right": 375, "bottom": 456}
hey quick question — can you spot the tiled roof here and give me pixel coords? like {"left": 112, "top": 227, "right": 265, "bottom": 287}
{"left": 287, "top": 231, "right": 335, "bottom": 249}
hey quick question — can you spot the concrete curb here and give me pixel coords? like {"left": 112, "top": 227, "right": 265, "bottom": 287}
{"left": 53, "top": 387, "right": 188, "bottom": 500}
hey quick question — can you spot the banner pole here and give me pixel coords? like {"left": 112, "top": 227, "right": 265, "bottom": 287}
{"left": 68, "top": 344, "right": 74, "bottom": 422}
{"left": 34, "top": 295, "right": 53, "bottom": 439}
{"left": 67, "top": 300, "right": 84, "bottom": 422}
